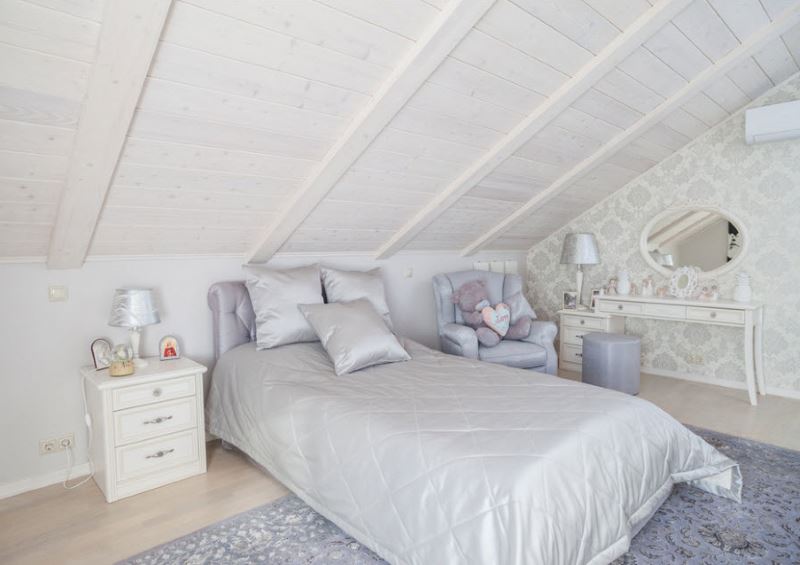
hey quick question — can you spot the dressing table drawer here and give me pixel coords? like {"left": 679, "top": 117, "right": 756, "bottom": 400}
{"left": 562, "top": 327, "right": 590, "bottom": 346}
{"left": 643, "top": 303, "right": 686, "bottom": 319}
{"left": 562, "top": 344, "right": 584, "bottom": 364}
{"left": 687, "top": 307, "right": 744, "bottom": 325}
{"left": 562, "top": 315, "right": 606, "bottom": 330}
{"left": 598, "top": 300, "right": 643, "bottom": 315}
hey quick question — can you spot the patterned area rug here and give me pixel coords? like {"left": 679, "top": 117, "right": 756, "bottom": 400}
{"left": 120, "top": 428, "right": 799, "bottom": 564}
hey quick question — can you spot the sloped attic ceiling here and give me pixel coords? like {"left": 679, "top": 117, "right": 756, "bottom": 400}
{"left": 2, "top": 0, "right": 800, "bottom": 266}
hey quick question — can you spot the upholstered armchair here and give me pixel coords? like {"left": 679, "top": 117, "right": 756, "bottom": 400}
{"left": 432, "top": 270, "right": 558, "bottom": 374}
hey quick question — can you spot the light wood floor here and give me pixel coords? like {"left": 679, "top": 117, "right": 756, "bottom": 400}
{"left": 1, "top": 373, "right": 797, "bottom": 565}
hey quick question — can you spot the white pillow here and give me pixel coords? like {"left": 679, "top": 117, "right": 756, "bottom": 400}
{"left": 321, "top": 267, "right": 393, "bottom": 328}
{"left": 245, "top": 264, "right": 323, "bottom": 349}
{"left": 299, "top": 299, "right": 410, "bottom": 376}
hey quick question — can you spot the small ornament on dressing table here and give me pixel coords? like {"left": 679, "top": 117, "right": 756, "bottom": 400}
{"left": 734, "top": 272, "right": 752, "bottom": 303}
{"left": 641, "top": 276, "right": 655, "bottom": 297}
{"left": 616, "top": 270, "right": 631, "bottom": 295}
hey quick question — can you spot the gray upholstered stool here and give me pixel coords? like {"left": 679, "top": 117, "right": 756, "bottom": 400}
{"left": 582, "top": 333, "right": 641, "bottom": 395}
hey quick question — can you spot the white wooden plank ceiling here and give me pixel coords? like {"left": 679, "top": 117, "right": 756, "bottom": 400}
{"left": 0, "top": 0, "right": 798, "bottom": 264}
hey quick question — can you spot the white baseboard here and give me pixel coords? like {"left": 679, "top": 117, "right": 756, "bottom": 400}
{"left": 0, "top": 462, "right": 91, "bottom": 500}
{"left": 643, "top": 366, "right": 800, "bottom": 400}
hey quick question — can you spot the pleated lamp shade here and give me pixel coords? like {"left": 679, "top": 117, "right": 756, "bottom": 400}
{"left": 560, "top": 233, "right": 600, "bottom": 265}
{"left": 109, "top": 288, "right": 160, "bottom": 328}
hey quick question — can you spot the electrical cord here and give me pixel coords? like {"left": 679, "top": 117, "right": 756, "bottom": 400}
{"left": 63, "top": 375, "right": 95, "bottom": 490}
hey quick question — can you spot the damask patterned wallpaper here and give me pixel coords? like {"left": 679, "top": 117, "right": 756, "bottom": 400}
{"left": 526, "top": 73, "right": 800, "bottom": 393}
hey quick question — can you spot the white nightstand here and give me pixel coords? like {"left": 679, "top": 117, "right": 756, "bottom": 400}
{"left": 558, "top": 309, "right": 624, "bottom": 374}
{"left": 82, "top": 357, "right": 208, "bottom": 502}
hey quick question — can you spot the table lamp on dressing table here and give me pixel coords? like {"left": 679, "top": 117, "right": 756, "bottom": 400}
{"left": 560, "top": 233, "right": 600, "bottom": 310}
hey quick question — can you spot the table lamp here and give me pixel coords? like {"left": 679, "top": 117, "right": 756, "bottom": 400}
{"left": 560, "top": 233, "right": 600, "bottom": 309}
{"left": 109, "top": 288, "right": 160, "bottom": 367}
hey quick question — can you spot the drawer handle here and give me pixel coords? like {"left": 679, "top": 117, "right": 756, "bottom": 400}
{"left": 143, "top": 415, "right": 173, "bottom": 425}
{"left": 710, "top": 312, "right": 717, "bottom": 318}
{"left": 617, "top": 304, "right": 623, "bottom": 310}
{"left": 146, "top": 448, "right": 175, "bottom": 459}
{"left": 580, "top": 320, "right": 585, "bottom": 325}
{"left": 152, "top": 388, "right": 163, "bottom": 397}
{"left": 578, "top": 335, "right": 583, "bottom": 340}
{"left": 576, "top": 353, "right": 582, "bottom": 358}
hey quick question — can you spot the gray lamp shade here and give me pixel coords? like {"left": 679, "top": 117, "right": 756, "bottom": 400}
{"left": 560, "top": 233, "right": 600, "bottom": 265}
{"left": 109, "top": 288, "right": 160, "bottom": 328}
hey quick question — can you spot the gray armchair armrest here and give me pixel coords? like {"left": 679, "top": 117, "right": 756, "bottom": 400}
{"left": 440, "top": 323, "right": 479, "bottom": 360}
{"left": 522, "top": 320, "right": 558, "bottom": 375}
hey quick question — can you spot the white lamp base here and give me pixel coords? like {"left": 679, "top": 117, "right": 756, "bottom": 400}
{"left": 576, "top": 266, "right": 584, "bottom": 307}
{"left": 129, "top": 327, "right": 148, "bottom": 367}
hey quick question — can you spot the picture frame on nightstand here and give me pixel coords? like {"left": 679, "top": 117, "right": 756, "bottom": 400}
{"left": 562, "top": 291, "right": 578, "bottom": 310}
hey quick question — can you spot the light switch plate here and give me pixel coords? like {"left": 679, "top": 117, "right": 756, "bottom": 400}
{"left": 48, "top": 285, "right": 68, "bottom": 302}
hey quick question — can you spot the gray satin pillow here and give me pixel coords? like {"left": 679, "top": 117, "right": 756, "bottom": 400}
{"left": 299, "top": 299, "right": 410, "bottom": 376}
{"left": 321, "top": 267, "right": 393, "bottom": 328}
{"left": 505, "top": 291, "right": 537, "bottom": 323}
{"left": 245, "top": 264, "right": 323, "bottom": 349}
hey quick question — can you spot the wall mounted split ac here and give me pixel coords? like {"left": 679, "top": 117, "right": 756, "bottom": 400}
{"left": 744, "top": 99, "right": 800, "bottom": 144}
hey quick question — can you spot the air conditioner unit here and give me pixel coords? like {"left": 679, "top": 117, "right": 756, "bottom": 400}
{"left": 744, "top": 99, "right": 800, "bottom": 144}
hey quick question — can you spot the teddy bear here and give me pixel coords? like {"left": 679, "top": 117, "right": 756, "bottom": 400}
{"left": 451, "top": 280, "right": 532, "bottom": 347}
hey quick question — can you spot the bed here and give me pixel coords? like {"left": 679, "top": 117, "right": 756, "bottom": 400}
{"left": 206, "top": 281, "right": 741, "bottom": 565}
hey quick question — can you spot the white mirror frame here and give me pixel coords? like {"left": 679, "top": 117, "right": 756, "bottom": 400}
{"left": 639, "top": 205, "right": 749, "bottom": 278}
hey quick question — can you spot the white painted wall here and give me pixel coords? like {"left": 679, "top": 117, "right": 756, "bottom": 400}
{"left": 0, "top": 250, "right": 524, "bottom": 493}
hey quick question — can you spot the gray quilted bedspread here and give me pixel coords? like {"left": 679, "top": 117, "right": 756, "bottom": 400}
{"left": 206, "top": 339, "right": 741, "bottom": 565}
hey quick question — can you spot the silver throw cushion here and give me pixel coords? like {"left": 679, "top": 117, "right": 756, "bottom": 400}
{"left": 299, "top": 299, "right": 410, "bottom": 375}
{"left": 245, "top": 264, "right": 323, "bottom": 349}
{"left": 505, "top": 291, "right": 537, "bottom": 323}
{"left": 321, "top": 267, "right": 393, "bottom": 328}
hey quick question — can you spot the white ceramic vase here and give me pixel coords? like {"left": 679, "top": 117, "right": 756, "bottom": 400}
{"left": 617, "top": 270, "right": 631, "bottom": 295}
{"left": 733, "top": 272, "right": 752, "bottom": 303}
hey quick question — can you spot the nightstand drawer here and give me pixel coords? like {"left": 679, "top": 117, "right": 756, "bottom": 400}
{"left": 114, "top": 397, "right": 197, "bottom": 446}
{"left": 686, "top": 307, "right": 744, "bottom": 325}
{"left": 562, "top": 327, "right": 591, "bottom": 346}
{"left": 561, "top": 315, "right": 606, "bottom": 330}
{"left": 562, "top": 344, "right": 584, "bottom": 365}
{"left": 115, "top": 429, "right": 199, "bottom": 483}
{"left": 112, "top": 375, "right": 196, "bottom": 411}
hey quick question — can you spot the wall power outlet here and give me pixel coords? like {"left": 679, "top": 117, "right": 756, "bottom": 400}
{"left": 39, "top": 433, "right": 74, "bottom": 455}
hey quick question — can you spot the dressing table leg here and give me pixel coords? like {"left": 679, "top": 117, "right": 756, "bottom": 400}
{"left": 744, "top": 311, "right": 757, "bottom": 406}
{"left": 755, "top": 307, "right": 765, "bottom": 395}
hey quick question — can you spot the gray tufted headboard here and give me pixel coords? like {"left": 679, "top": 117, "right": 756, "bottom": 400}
{"left": 207, "top": 281, "right": 256, "bottom": 359}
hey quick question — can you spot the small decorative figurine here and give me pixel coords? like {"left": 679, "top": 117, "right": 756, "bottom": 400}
{"left": 641, "top": 275, "right": 655, "bottom": 297}
{"left": 606, "top": 276, "right": 618, "bottom": 296}
{"left": 656, "top": 286, "right": 669, "bottom": 298}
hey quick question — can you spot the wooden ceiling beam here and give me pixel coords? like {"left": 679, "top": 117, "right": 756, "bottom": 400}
{"left": 461, "top": 2, "right": 800, "bottom": 256}
{"left": 47, "top": 0, "right": 172, "bottom": 269}
{"left": 245, "top": 0, "right": 497, "bottom": 264}
{"left": 374, "top": 0, "right": 694, "bottom": 259}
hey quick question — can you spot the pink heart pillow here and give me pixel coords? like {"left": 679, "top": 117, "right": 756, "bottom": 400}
{"left": 481, "top": 303, "right": 510, "bottom": 337}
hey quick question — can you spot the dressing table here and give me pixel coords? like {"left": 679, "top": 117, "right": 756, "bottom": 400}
{"left": 594, "top": 295, "right": 764, "bottom": 405}
{"left": 560, "top": 205, "right": 765, "bottom": 405}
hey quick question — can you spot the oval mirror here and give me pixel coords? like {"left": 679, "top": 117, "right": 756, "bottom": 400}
{"left": 640, "top": 207, "right": 747, "bottom": 277}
